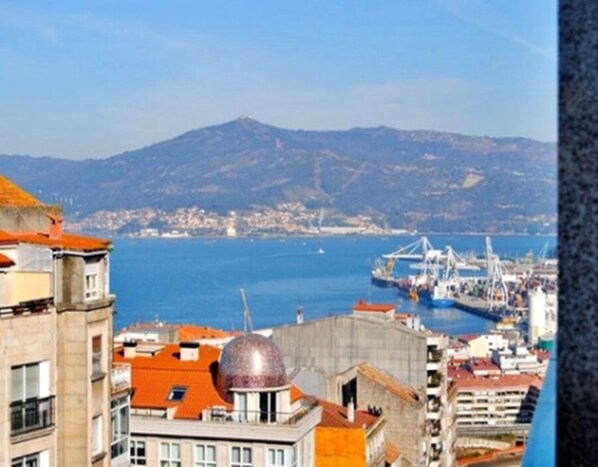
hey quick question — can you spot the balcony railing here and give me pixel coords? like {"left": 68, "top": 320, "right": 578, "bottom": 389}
{"left": 0, "top": 297, "right": 53, "bottom": 317}
{"left": 428, "top": 372, "right": 443, "bottom": 388}
{"left": 10, "top": 396, "right": 55, "bottom": 436}
{"left": 204, "top": 398, "right": 319, "bottom": 425}
{"left": 428, "top": 349, "right": 443, "bottom": 363}
{"left": 111, "top": 363, "right": 131, "bottom": 394}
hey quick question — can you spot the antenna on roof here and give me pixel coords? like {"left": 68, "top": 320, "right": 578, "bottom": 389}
{"left": 240, "top": 288, "right": 254, "bottom": 334}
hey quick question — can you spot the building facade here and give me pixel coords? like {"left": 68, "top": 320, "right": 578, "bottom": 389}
{"left": 0, "top": 177, "right": 120, "bottom": 467}
{"left": 116, "top": 335, "right": 325, "bottom": 466}
{"left": 272, "top": 303, "right": 456, "bottom": 467}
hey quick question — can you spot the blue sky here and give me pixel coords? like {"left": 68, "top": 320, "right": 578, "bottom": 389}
{"left": 0, "top": 1, "right": 557, "bottom": 158}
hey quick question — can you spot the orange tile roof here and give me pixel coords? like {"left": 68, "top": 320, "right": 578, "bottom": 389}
{"left": 0, "top": 253, "right": 15, "bottom": 267}
{"left": 0, "top": 230, "right": 17, "bottom": 245}
{"left": 317, "top": 399, "right": 379, "bottom": 429}
{"left": 114, "top": 343, "right": 231, "bottom": 419}
{"left": 385, "top": 442, "right": 401, "bottom": 464}
{"left": 454, "top": 374, "right": 543, "bottom": 390}
{"left": 0, "top": 176, "right": 41, "bottom": 206}
{"left": 466, "top": 358, "right": 501, "bottom": 372}
{"left": 353, "top": 300, "right": 395, "bottom": 312}
{"left": 290, "top": 384, "right": 303, "bottom": 403}
{"left": 356, "top": 362, "right": 420, "bottom": 404}
{"left": 177, "top": 324, "right": 232, "bottom": 341}
{"left": 115, "top": 342, "right": 304, "bottom": 419}
{"left": 10, "top": 231, "right": 110, "bottom": 252}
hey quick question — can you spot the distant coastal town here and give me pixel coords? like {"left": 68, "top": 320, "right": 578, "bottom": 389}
{"left": 68, "top": 204, "right": 413, "bottom": 237}
{"left": 67, "top": 204, "right": 555, "bottom": 238}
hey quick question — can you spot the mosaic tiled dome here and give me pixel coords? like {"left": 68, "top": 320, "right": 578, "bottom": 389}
{"left": 217, "top": 334, "right": 288, "bottom": 400}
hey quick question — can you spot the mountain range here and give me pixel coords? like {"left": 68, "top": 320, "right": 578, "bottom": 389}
{"left": 0, "top": 118, "right": 557, "bottom": 233}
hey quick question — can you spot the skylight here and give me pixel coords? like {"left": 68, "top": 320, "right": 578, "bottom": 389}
{"left": 168, "top": 386, "right": 187, "bottom": 402}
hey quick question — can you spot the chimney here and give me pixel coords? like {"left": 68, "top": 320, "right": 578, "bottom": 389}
{"left": 123, "top": 340, "right": 137, "bottom": 358}
{"left": 347, "top": 398, "right": 355, "bottom": 423}
{"left": 47, "top": 214, "right": 63, "bottom": 239}
{"left": 180, "top": 341, "right": 200, "bottom": 361}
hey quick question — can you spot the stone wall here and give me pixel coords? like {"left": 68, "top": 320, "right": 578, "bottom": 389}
{"left": 356, "top": 372, "right": 425, "bottom": 467}
{"left": 272, "top": 315, "right": 428, "bottom": 391}
{"left": 0, "top": 205, "right": 62, "bottom": 233}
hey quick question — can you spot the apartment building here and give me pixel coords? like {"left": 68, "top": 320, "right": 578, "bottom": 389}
{"left": 491, "top": 346, "right": 542, "bottom": 375}
{"left": 0, "top": 176, "right": 121, "bottom": 466}
{"left": 450, "top": 370, "right": 542, "bottom": 435}
{"left": 116, "top": 334, "right": 327, "bottom": 466}
{"left": 272, "top": 301, "right": 456, "bottom": 467}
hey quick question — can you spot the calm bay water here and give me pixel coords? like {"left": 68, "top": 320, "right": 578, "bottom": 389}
{"left": 110, "top": 235, "right": 556, "bottom": 336}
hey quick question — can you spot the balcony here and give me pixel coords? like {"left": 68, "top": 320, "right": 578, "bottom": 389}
{"left": 203, "top": 398, "right": 319, "bottom": 425}
{"left": 0, "top": 297, "right": 52, "bottom": 318}
{"left": 10, "top": 396, "right": 55, "bottom": 436}
{"left": 427, "top": 361, "right": 440, "bottom": 371}
{"left": 111, "top": 363, "right": 131, "bottom": 395}
{"left": 427, "top": 410, "right": 440, "bottom": 421}
{"left": 428, "top": 349, "right": 443, "bottom": 363}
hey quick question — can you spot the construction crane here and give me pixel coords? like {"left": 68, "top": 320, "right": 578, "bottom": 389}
{"left": 240, "top": 288, "right": 254, "bottom": 334}
{"left": 485, "top": 237, "right": 508, "bottom": 311}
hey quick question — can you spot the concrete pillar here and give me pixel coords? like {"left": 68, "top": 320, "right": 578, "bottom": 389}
{"left": 557, "top": 1, "right": 598, "bottom": 464}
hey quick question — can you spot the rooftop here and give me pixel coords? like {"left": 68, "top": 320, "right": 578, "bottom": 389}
{"left": 352, "top": 299, "right": 395, "bottom": 313}
{"left": 114, "top": 341, "right": 302, "bottom": 420}
{"left": 385, "top": 442, "right": 401, "bottom": 464}
{"left": 356, "top": 362, "right": 420, "bottom": 404}
{"left": 317, "top": 399, "right": 379, "bottom": 430}
{"left": 453, "top": 373, "right": 543, "bottom": 390}
{"left": 178, "top": 324, "right": 232, "bottom": 340}
{"left": 0, "top": 230, "right": 110, "bottom": 252}
{"left": 0, "top": 176, "right": 41, "bottom": 206}
{"left": 114, "top": 342, "right": 230, "bottom": 419}
{"left": 0, "top": 253, "right": 15, "bottom": 268}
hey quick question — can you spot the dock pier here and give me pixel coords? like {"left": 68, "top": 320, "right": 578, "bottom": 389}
{"left": 452, "top": 295, "right": 505, "bottom": 322}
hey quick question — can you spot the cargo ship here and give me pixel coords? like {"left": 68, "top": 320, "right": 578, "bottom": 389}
{"left": 396, "top": 276, "right": 456, "bottom": 308}
{"left": 370, "top": 258, "right": 396, "bottom": 287}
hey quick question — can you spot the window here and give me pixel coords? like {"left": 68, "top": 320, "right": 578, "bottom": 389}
{"left": 195, "top": 444, "right": 216, "bottom": 467}
{"left": 259, "top": 391, "right": 277, "bottom": 422}
{"left": 236, "top": 392, "right": 248, "bottom": 421}
{"left": 11, "top": 362, "right": 53, "bottom": 435}
{"left": 130, "top": 439, "right": 147, "bottom": 465}
{"left": 160, "top": 442, "right": 181, "bottom": 467}
{"left": 167, "top": 386, "right": 187, "bottom": 402}
{"left": 84, "top": 260, "right": 100, "bottom": 300}
{"left": 231, "top": 446, "right": 252, "bottom": 467}
{"left": 92, "top": 415, "right": 103, "bottom": 456}
{"left": 111, "top": 395, "right": 129, "bottom": 460}
{"left": 11, "top": 451, "right": 49, "bottom": 467}
{"left": 267, "top": 448, "right": 295, "bottom": 467}
{"left": 92, "top": 335, "right": 103, "bottom": 377}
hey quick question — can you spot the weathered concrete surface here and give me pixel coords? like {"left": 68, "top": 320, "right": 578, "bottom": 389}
{"left": 557, "top": 1, "right": 598, "bottom": 465}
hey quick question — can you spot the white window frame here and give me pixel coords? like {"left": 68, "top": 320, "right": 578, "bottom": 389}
{"left": 235, "top": 392, "right": 248, "bottom": 421}
{"left": 130, "top": 439, "right": 147, "bottom": 465}
{"left": 160, "top": 441, "right": 181, "bottom": 467}
{"left": 92, "top": 335, "right": 103, "bottom": 377}
{"left": 194, "top": 443, "right": 217, "bottom": 467}
{"left": 111, "top": 395, "right": 129, "bottom": 460}
{"left": 92, "top": 415, "right": 103, "bottom": 456}
{"left": 267, "top": 447, "right": 295, "bottom": 467}
{"left": 84, "top": 260, "right": 100, "bottom": 301}
{"left": 231, "top": 446, "right": 252, "bottom": 467}
{"left": 11, "top": 450, "right": 49, "bottom": 467}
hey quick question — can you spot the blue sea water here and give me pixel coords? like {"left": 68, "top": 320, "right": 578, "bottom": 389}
{"left": 110, "top": 235, "right": 556, "bottom": 337}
